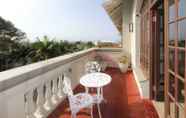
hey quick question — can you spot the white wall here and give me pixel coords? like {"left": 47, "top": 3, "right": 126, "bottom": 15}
{"left": 122, "top": 0, "right": 134, "bottom": 58}
{"left": 123, "top": 0, "right": 150, "bottom": 98}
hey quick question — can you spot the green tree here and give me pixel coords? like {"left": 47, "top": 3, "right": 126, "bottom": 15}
{"left": 0, "top": 17, "right": 26, "bottom": 53}
{"left": 0, "top": 17, "right": 26, "bottom": 71}
{"left": 31, "top": 36, "right": 54, "bottom": 61}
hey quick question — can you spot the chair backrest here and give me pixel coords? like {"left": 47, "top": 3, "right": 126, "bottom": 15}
{"left": 85, "top": 61, "right": 101, "bottom": 73}
{"left": 63, "top": 76, "right": 73, "bottom": 96}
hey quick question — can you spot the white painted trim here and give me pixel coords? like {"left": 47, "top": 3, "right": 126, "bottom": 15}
{"left": 132, "top": 67, "right": 150, "bottom": 98}
{"left": 132, "top": 69, "right": 143, "bottom": 97}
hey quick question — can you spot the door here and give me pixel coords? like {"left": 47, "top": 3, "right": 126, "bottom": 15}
{"left": 150, "top": 1, "right": 164, "bottom": 101}
{"left": 164, "top": 0, "right": 186, "bottom": 117}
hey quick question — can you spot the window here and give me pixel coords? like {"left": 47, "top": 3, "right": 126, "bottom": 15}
{"left": 165, "top": 0, "right": 186, "bottom": 117}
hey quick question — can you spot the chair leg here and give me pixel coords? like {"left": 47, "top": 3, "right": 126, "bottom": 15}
{"left": 71, "top": 112, "right": 76, "bottom": 118}
{"left": 85, "top": 87, "right": 89, "bottom": 93}
{"left": 101, "top": 87, "right": 104, "bottom": 100}
{"left": 91, "top": 105, "right": 93, "bottom": 118}
{"left": 97, "top": 103, "right": 102, "bottom": 118}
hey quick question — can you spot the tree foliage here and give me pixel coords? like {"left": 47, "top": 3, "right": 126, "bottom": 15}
{"left": 30, "top": 36, "right": 95, "bottom": 62}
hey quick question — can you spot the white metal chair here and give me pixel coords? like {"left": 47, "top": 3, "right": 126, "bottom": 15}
{"left": 85, "top": 61, "right": 101, "bottom": 73}
{"left": 63, "top": 76, "right": 93, "bottom": 118}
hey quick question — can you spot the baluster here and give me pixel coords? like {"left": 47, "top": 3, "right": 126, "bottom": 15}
{"left": 44, "top": 81, "right": 53, "bottom": 111}
{"left": 57, "top": 75, "right": 64, "bottom": 100}
{"left": 34, "top": 86, "right": 46, "bottom": 118}
{"left": 24, "top": 90, "right": 35, "bottom": 118}
{"left": 51, "top": 78, "right": 59, "bottom": 105}
{"left": 25, "top": 93, "right": 29, "bottom": 118}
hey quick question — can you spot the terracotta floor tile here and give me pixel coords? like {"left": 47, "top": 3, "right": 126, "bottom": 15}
{"left": 48, "top": 68, "right": 159, "bottom": 118}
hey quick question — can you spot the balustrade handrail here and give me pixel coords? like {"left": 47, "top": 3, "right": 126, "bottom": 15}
{"left": 0, "top": 47, "right": 122, "bottom": 93}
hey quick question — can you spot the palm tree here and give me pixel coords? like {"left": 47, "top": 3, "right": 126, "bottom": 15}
{"left": 31, "top": 36, "right": 53, "bottom": 61}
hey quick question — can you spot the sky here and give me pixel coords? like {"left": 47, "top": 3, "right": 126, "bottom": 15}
{"left": 0, "top": 0, "right": 121, "bottom": 42}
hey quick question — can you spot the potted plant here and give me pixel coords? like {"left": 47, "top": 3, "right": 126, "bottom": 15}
{"left": 118, "top": 55, "right": 129, "bottom": 73}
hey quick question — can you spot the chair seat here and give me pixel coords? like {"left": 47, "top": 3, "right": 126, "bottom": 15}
{"left": 70, "top": 93, "right": 93, "bottom": 111}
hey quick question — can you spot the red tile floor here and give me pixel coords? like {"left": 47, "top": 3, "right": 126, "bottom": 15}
{"left": 48, "top": 68, "right": 159, "bottom": 118}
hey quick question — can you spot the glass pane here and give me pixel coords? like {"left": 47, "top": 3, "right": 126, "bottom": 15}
{"left": 178, "top": 79, "right": 184, "bottom": 106}
{"left": 178, "top": 20, "right": 186, "bottom": 47}
{"left": 168, "top": 0, "right": 176, "bottom": 21}
{"left": 178, "top": 50, "right": 185, "bottom": 77}
{"left": 160, "top": 47, "right": 164, "bottom": 60}
{"left": 178, "top": 106, "right": 184, "bottom": 118}
{"left": 169, "top": 73, "right": 175, "bottom": 96}
{"left": 169, "top": 23, "right": 176, "bottom": 46}
{"left": 160, "top": 62, "right": 164, "bottom": 74}
{"left": 169, "top": 48, "right": 175, "bottom": 71}
{"left": 178, "top": 0, "right": 186, "bottom": 17}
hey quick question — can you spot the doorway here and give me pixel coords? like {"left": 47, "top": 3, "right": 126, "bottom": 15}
{"left": 150, "top": 0, "right": 164, "bottom": 101}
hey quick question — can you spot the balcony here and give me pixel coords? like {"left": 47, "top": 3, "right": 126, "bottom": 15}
{"left": 0, "top": 48, "right": 159, "bottom": 118}
{"left": 1, "top": 0, "right": 186, "bottom": 117}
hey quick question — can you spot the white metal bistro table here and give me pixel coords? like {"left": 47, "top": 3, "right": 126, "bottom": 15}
{"left": 80, "top": 72, "right": 112, "bottom": 118}
{"left": 80, "top": 72, "right": 112, "bottom": 102}
{"left": 80, "top": 72, "right": 112, "bottom": 88}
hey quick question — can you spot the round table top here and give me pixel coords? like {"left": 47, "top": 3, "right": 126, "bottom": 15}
{"left": 80, "top": 72, "right": 112, "bottom": 88}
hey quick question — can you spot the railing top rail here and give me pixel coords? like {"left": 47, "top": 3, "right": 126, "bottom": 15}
{"left": 96, "top": 48, "right": 122, "bottom": 52}
{"left": 0, "top": 47, "right": 122, "bottom": 92}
